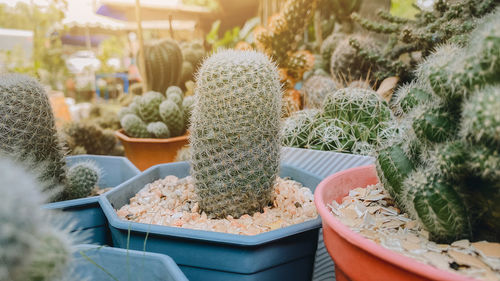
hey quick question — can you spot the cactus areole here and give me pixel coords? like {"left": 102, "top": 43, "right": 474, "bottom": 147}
{"left": 190, "top": 50, "right": 282, "bottom": 219}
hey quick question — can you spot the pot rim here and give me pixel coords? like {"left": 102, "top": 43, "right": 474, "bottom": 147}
{"left": 115, "top": 129, "right": 189, "bottom": 144}
{"left": 314, "top": 165, "right": 473, "bottom": 281}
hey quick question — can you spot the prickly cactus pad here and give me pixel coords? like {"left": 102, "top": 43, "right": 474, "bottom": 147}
{"left": 0, "top": 74, "right": 66, "bottom": 194}
{"left": 191, "top": 50, "right": 282, "bottom": 218}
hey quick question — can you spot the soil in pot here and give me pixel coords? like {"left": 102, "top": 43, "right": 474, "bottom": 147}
{"left": 327, "top": 183, "right": 500, "bottom": 280}
{"left": 116, "top": 175, "right": 318, "bottom": 235}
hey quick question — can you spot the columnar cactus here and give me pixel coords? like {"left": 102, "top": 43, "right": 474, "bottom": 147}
{"left": 190, "top": 50, "right": 282, "bottom": 218}
{"left": 0, "top": 74, "right": 67, "bottom": 193}
{"left": 0, "top": 157, "right": 75, "bottom": 281}
{"left": 376, "top": 9, "right": 500, "bottom": 243}
{"left": 138, "top": 39, "right": 183, "bottom": 93}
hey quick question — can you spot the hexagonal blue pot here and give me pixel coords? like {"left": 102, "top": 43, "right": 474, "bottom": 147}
{"left": 100, "top": 162, "right": 323, "bottom": 281}
{"left": 43, "top": 155, "right": 140, "bottom": 245}
{"left": 74, "top": 244, "right": 188, "bottom": 281}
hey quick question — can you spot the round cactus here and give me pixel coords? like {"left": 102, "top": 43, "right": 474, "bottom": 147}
{"left": 306, "top": 118, "right": 357, "bottom": 152}
{"left": 322, "top": 87, "right": 393, "bottom": 131}
{"left": 330, "top": 36, "right": 379, "bottom": 81}
{"left": 138, "top": 91, "right": 164, "bottom": 123}
{"left": 147, "top": 121, "right": 171, "bottom": 138}
{"left": 120, "top": 114, "right": 152, "bottom": 138}
{"left": 301, "top": 75, "right": 337, "bottom": 109}
{"left": 65, "top": 161, "right": 100, "bottom": 200}
{"left": 190, "top": 50, "right": 282, "bottom": 218}
{"left": 424, "top": 141, "right": 468, "bottom": 179}
{"left": 159, "top": 100, "right": 184, "bottom": 137}
{"left": 282, "top": 109, "right": 320, "bottom": 148}
{"left": 167, "top": 92, "right": 183, "bottom": 108}
{"left": 467, "top": 145, "right": 500, "bottom": 180}
{"left": 166, "top": 86, "right": 183, "bottom": 98}
{"left": 0, "top": 74, "right": 67, "bottom": 195}
{"left": 411, "top": 104, "right": 458, "bottom": 143}
{"left": 460, "top": 85, "right": 500, "bottom": 147}
{"left": 320, "top": 32, "right": 345, "bottom": 70}
{"left": 403, "top": 168, "right": 471, "bottom": 243}
{"left": 138, "top": 39, "right": 183, "bottom": 93}
{"left": 392, "top": 82, "right": 435, "bottom": 115}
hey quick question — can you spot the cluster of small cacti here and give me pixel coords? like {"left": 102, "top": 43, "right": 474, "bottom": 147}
{"left": 283, "top": 87, "right": 393, "bottom": 154}
{"left": 350, "top": 0, "right": 498, "bottom": 82}
{"left": 137, "top": 39, "right": 183, "bottom": 93}
{"left": 254, "top": 0, "right": 317, "bottom": 103}
{"left": 190, "top": 50, "right": 282, "bottom": 218}
{"left": 179, "top": 40, "right": 205, "bottom": 89}
{"left": 0, "top": 157, "right": 77, "bottom": 281}
{"left": 377, "top": 9, "right": 500, "bottom": 243}
{"left": 119, "top": 86, "right": 193, "bottom": 139}
{"left": 0, "top": 74, "right": 101, "bottom": 202}
{"left": 62, "top": 121, "right": 123, "bottom": 156}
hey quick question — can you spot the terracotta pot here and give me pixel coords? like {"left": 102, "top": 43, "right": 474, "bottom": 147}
{"left": 314, "top": 165, "right": 471, "bottom": 281}
{"left": 115, "top": 129, "right": 189, "bottom": 171}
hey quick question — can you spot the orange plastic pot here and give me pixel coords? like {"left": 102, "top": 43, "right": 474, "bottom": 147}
{"left": 115, "top": 129, "right": 188, "bottom": 171}
{"left": 314, "top": 165, "right": 472, "bottom": 281}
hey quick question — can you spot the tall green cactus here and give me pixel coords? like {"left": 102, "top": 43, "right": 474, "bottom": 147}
{"left": 0, "top": 74, "right": 66, "bottom": 194}
{"left": 138, "top": 39, "right": 183, "bottom": 94}
{"left": 0, "top": 157, "right": 76, "bottom": 281}
{"left": 190, "top": 50, "right": 282, "bottom": 218}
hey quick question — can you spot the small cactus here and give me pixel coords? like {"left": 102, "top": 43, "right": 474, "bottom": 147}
{"left": 138, "top": 91, "right": 164, "bottom": 123}
{"left": 190, "top": 50, "right": 282, "bottom": 218}
{"left": 301, "top": 75, "right": 337, "bottom": 109}
{"left": 147, "top": 121, "right": 171, "bottom": 138}
{"left": 282, "top": 109, "right": 320, "bottom": 148}
{"left": 120, "top": 114, "right": 152, "bottom": 138}
{"left": 159, "top": 100, "right": 184, "bottom": 137}
{"left": 65, "top": 161, "right": 101, "bottom": 200}
{"left": 182, "top": 95, "right": 195, "bottom": 126}
{"left": 166, "top": 86, "right": 183, "bottom": 98}
{"left": 330, "top": 36, "right": 379, "bottom": 82}
{"left": 320, "top": 32, "right": 345, "bottom": 70}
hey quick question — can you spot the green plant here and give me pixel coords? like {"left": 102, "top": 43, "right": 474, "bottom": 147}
{"left": 138, "top": 91, "right": 165, "bottom": 122}
{"left": 182, "top": 95, "right": 195, "bottom": 125}
{"left": 190, "top": 50, "right": 282, "bottom": 218}
{"left": 330, "top": 36, "right": 380, "bottom": 82}
{"left": 327, "top": 0, "right": 363, "bottom": 33}
{"left": 320, "top": 32, "right": 346, "bottom": 71}
{"left": 64, "top": 161, "right": 101, "bottom": 200}
{"left": 0, "top": 73, "right": 66, "bottom": 194}
{"left": 138, "top": 39, "right": 183, "bottom": 93}
{"left": 301, "top": 74, "right": 338, "bottom": 108}
{"left": 147, "top": 121, "right": 171, "bottom": 138}
{"left": 282, "top": 109, "right": 321, "bottom": 148}
{"left": 376, "top": 10, "right": 500, "bottom": 243}
{"left": 350, "top": 0, "right": 498, "bottom": 83}
{"left": 0, "top": 157, "right": 76, "bottom": 281}
{"left": 120, "top": 114, "right": 152, "bottom": 138}
{"left": 159, "top": 100, "right": 185, "bottom": 137}
{"left": 62, "top": 122, "right": 122, "bottom": 156}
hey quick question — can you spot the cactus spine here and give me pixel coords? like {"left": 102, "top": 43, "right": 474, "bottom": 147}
{"left": 191, "top": 50, "right": 282, "bottom": 218}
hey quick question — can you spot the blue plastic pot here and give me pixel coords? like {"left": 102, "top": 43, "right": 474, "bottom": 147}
{"left": 43, "top": 155, "right": 140, "bottom": 245}
{"left": 74, "top": 244, "right": 188, "bottom": 281}
{"left": 100, "top": 162, "right": 323, "bottom": 281}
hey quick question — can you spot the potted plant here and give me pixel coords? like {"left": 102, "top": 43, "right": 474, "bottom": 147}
{"left": 314, "top": 10, "right": 500, "bottom": 281}
{"left": 74, "top": 244, "right": 188, "bottom": 281}
{"left": 43, "top": 155, "right": 140, "bottom": 245}
{"left": 116, "top": 86, "right": 193, "bottom": 170}
{"left": 99, "top": 50, "right": 327, "bottom": 281}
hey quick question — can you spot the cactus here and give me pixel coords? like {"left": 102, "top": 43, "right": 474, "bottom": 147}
{"left": 120, "top": 114, "right": 152, "bottom": 138}
{"left": 350, "top": 0, "right": 498, "bottom": 83}
{"left": 330, "top": 36, "right": 380, "bottom": 82}
{"left": 147, "top": 121, "right": 171, "bottom": 138}
{"left": 166, "top": 86, "right": 183, "bottom": 98}
{"left": 320, "top": 32, "right": 346, "bottom": 70}
{"left": 180, "top": 61, "right": 194, "bottom": 86}
{"left": 282, "top": 109, "right": 320, "bottom": 148}
{"left": 190, "top": 50, "right": 282, "bottom": 218}
{"left": 167, "top": 92, "right": 183, "bottom": 108}
{"left": 0, "top": 73, "right": 67, "bottom": 194}
{"left": 0, "top": 157, "right": 76, "bottom": 281}
{"left": 403, "top": 168, "right": 471, "bottom": 242}
{"left": 64, "top": 161, "right": 101, "bottom": 200}
{"left": 138, "top": 39, "right": 183, "bottom": 93}
{"left": 138, "top": 91, "right": 164, "bottom": 122}
{"left": 322, "top": 87, "right": 393, "bottom": 130}
{"left": 182, "top": 95, "right": 195, "bottom": 126}
{"left": 301, "top": 75, "right": 337, "bottom": 109}
{"left": 376, "top": 11, "right": 500, "bottom": 243}
{"left": 129, "top": 83, "right": 144, "bottom": 95}
{"left": 62, "top": 122, "right": 120, "bottom": 156}
{"left": 174, "top": 145, "right": 191, "bottom": 162}
{"left": 306, "top": 118, "right": 357, "bottom": 152}
{"left": 159, "top": 100, "right": 185, "bottom": 137}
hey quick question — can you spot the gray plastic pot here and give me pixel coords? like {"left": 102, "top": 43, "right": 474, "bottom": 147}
{"left": 74, "top": 244, "right": 188, "bottom": 281}
{"left": 100, "top": 162, "right": 323, "bottom": 281}
{"left": 43, "top": 155, "right": 140, "bottom": 245}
